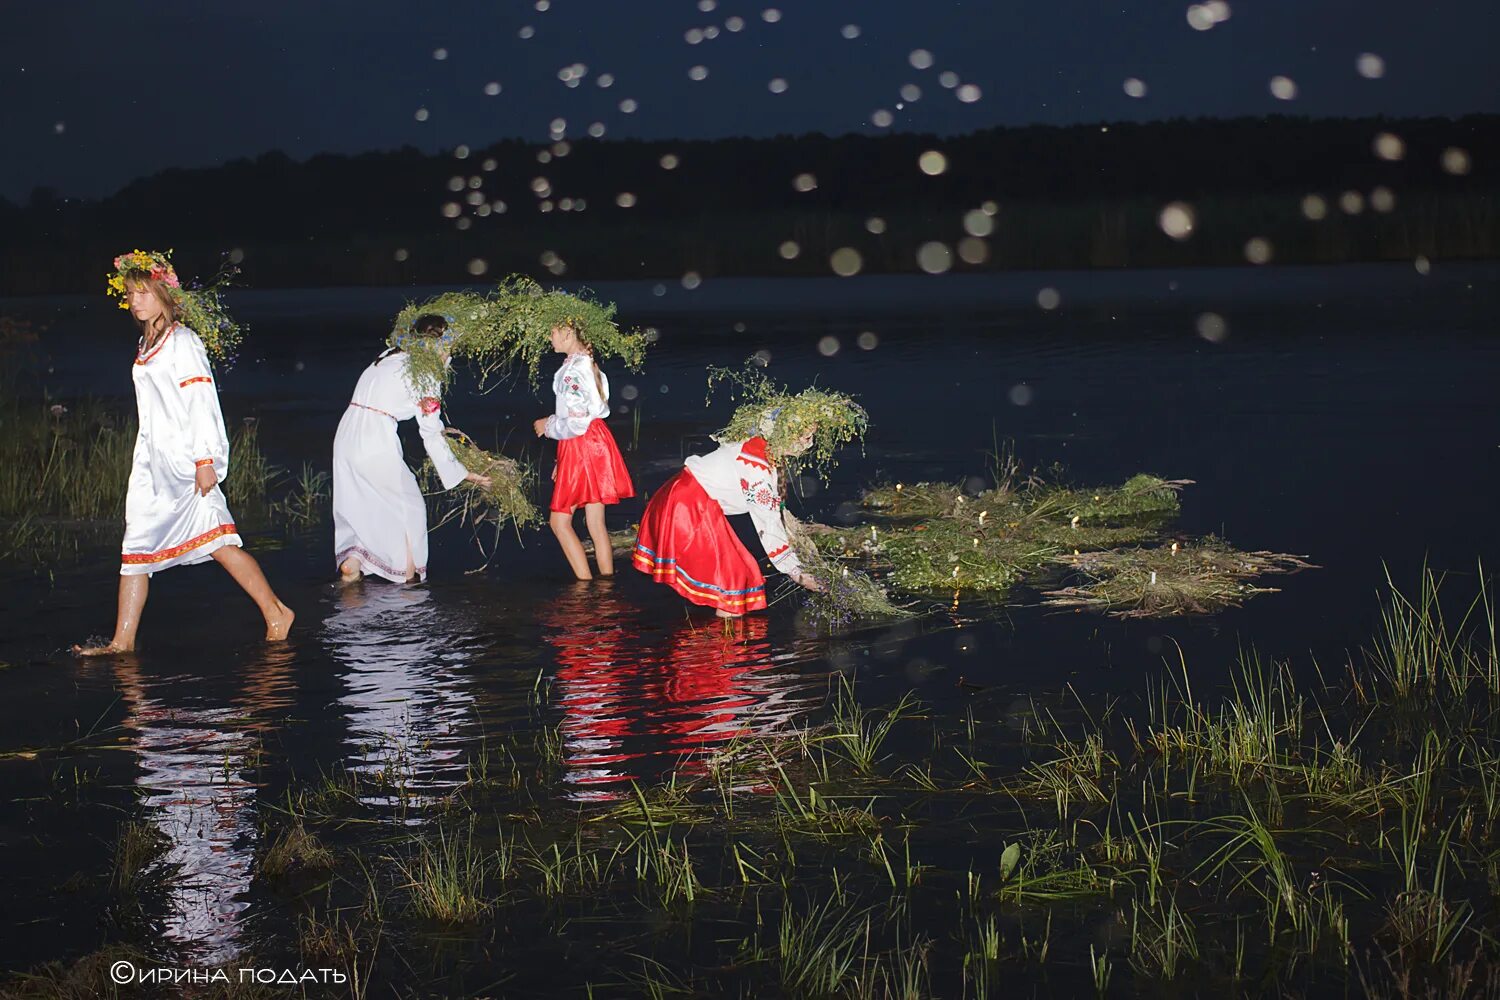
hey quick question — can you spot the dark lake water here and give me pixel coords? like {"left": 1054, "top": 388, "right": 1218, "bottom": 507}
{"left": 1, "top": 262, "right": 1497, "bottom": 990}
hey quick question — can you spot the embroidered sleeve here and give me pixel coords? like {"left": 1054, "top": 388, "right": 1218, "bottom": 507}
{"left": 419, "top": 396, "right": 441, "bottom": 416}
{"left": 169, "top": 330, "right": 229, "bottom": 474}
{"left": 544, "top": 359, "right": 596, "bottom": 440}
{"left": 743, "top": 474, "right": 800, "bottom": 574}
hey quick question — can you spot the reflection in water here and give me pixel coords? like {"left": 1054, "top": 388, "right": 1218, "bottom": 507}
{"left": 544, "top": 583, "right": 823, "bottom": 800}
{"left": 111, "top": 648, "right": 295, "bottom": 966}
{"left": 324, "top": 586, "right": 476, "bottom": 816}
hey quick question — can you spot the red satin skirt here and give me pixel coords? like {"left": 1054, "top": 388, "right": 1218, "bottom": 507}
{"left": 552, "top": 419, "right": 634, "bottom": 513}
{"left": 632, "top": 469, "right": 768, "bottom": 614}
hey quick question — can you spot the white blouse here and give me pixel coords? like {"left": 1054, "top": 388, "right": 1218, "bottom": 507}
{"left": 543, "top": 353, "right": 610, "bottom": 440}
{"left": 684, "top": 436, "right": 801, "bottom": 575}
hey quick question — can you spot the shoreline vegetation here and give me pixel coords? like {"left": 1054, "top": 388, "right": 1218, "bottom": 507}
{"left": 4, "top": 568, "right": 1497, "bottom": 997}
{"left": 2, "top": 114, "right": 1495, "bottom": 294}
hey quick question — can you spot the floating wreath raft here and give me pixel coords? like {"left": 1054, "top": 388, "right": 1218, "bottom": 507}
{"left": 803, "top": 473, "right": 1312, "bottom": 618}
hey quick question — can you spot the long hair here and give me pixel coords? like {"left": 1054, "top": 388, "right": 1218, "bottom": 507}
{"left": 561, "top": 322, "right": 606, "bottom": 398}
{"left": 123, "top": 273, "right": 178, "bottom": 342}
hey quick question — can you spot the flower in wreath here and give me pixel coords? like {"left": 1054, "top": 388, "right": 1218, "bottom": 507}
{"left": 106, "top": 249, "right": 182, "bottom": 306}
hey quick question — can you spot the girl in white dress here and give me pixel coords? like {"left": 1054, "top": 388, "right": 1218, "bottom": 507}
{"left": 76, "top": 254, "right": 294, "bottom": 655}
{"left": 332, "top": 315, "right": 490, "bottom": 583}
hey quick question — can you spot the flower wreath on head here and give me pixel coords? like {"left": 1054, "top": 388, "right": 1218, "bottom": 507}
{"left": 707, "top": 361, "right": 869, "bottom": 481}
{"left": 105, "top": 248, "right": 244, "bottom": 367}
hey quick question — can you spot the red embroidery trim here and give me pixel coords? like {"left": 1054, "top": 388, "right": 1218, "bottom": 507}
{"left": 194, "top": 458, "right": 215, "bottom": 468}
{"left": 419, "top": 397, "right": 441, "bottom": 416}
{"left": 135, "top": 325, "right": 178, "bottom": 365}
{"left": 178, "top": 376, "right": 213, "bottom": 388}
{"left": 121, "top": 524, "right": 237, "bottom": 565}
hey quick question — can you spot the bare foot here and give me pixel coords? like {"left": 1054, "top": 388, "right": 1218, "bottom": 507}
{"left": 73, "top": 640, "right": 132, "bottom": 657}
{"left": 265, "top": 602, "right": 295, "bottom": 642}
{"left": 339, "top": 557, "right": 362, "bottom": 583}
{"left": 714, "top": 608, "right": 742, "bottom": 619}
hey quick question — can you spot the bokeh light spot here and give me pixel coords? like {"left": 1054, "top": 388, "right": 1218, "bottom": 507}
{"left": 918, "top": 150, "right": 949, "bottom": 175}
{"left": 917, "top": 242, "right": 953, "bottom": 274}
{"left": 1158, "top": 202, "right": 1196, "bottom": 240}
{"left": 829, "top": 248, "right": 863, "bottom": 276}
{"left": 1196, "top": 312, "right": 1228, "bottom": 343}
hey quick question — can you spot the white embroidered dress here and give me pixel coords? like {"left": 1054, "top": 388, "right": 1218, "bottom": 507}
{"left": 332, "top": 350, "right": 468, "bottom": 583}
{"left": 121, "top": 325, "right": 242, "bottom": 575}
{"left": 684, "top": 438, "right": 803, "bottom": 575}
{"left": 543, "top": 352, "right": 610, "bottom": 440}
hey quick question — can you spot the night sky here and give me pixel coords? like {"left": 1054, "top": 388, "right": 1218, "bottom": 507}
{"left": 4, "top": 0, "right": 1496, "bottom": 200}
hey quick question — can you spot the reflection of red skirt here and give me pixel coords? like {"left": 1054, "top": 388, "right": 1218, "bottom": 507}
{"left": 552, "top": 420, "right": 634, "bottom": 513}
{"left": 633, "top": 469, "right": 768, "bottom": 614}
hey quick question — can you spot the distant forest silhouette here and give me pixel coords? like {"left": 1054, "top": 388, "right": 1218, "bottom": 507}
{"left": 2, "top": 114, "right": 1495, "bottom": 294}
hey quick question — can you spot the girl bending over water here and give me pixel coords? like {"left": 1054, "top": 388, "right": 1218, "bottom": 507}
{"left": 633, "top": 427, "right": 821, "bottom": 617}
{"left": 332, "top": 314, "right": 490, "bottom": 583}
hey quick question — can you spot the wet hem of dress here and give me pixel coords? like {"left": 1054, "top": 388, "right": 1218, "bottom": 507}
{"left": 336, "top": 545, "right": 427, "bottom": 584}
{"left": 120, "top": 531, "right": 241, "bottom": 576}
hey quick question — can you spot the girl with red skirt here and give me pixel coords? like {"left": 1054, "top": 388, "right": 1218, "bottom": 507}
{"left": 633, "top": 432, "right": 822, "bottom": 617}
{"left": 533, "top": 321, "right": 634, "bottom": 579}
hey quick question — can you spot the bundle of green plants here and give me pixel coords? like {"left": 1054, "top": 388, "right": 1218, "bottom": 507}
{"left": 432, "top": 431, "right": 541, "bottom": 532}
{"left": 482, "top": 275, "right": 648, "bottom": 388}
{"left": 706, "top": 362, "right": 868, "bottom": 480}
{"left": 783, "top": 514, "right": 909, "bottom": 621}
{"left": 391, "top": 276, "right": 648, "bottom": 393}
{"left": 1042, "top": 537, "right": 1316, "bottom": 618}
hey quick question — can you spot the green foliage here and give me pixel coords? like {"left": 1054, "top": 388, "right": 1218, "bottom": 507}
{"left": 390, "top": 276, "right": 648, "bottom": 393}
{"left": 784, "top": 514, "right": 908, "bottom": 621}
{"left": 706, "top": 361, "right": 868, "bottom": 480}
{"left": 436, "top": 432, "right": 542, "bottom": 532}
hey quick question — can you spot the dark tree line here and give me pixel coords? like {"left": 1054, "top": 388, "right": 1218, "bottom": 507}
{"left": 2, "top": 114, "right": 1495, "bottom": 293}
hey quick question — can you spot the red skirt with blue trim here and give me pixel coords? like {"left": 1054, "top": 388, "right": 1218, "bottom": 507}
{"left": 632, "top": 469, "right": 768, "bottom": 614}
{"left": 552, "top": 419, "right": 634, "bottom": 513}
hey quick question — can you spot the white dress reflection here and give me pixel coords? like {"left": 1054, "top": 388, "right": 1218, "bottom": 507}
{"left": 324, "top": 585, "right": 476, "bottom": 816}
{"left": 112, "top": 651, "right": 294, "bottom": 966}
{"left": 542, "top": 583, "right": 822, "bottom": 801}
